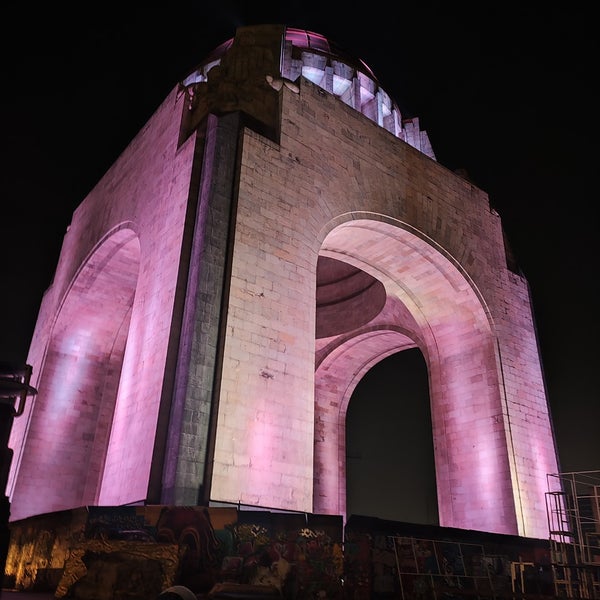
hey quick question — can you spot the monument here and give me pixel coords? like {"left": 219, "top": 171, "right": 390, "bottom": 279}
{"left": 7, "top": 24, "right": 560, "bottom": 539}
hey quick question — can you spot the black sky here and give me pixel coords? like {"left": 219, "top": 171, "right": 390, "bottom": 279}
{"left": 1, "top": 3, "right": 598, "bottom": 520}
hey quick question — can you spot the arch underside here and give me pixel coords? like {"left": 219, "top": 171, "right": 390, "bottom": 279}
{"left": 9, "top": 228, "right": 140, "bottom": 517}
{"left": 314, "top": 219, "right": 519, "bottom": 534}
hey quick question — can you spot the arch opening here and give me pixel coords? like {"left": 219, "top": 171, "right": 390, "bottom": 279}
{"left": 346, "top": 348, "right": 438, "bottom": 525}
{"left": 10, "top": 228, "right": 140, "bottom": 517}
{"left": 314, "top": 218, "right": 518, "bottom": 534}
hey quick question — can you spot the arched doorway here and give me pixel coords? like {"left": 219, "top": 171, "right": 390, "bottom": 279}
{"left": 9, "top": 227, "right": 140, "bottom": 517}
{"left": 346, "top": 348, "right": 438, "bottom": 525}
{"left": 314, "top": 217, "right": 516, "bottom": 533}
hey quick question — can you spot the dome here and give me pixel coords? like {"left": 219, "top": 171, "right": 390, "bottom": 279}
{"left": 283, "top": 28, "right": 379, "bottom": 82}
{"left": 182, "top": 25, "right": 436, "bottom": 160}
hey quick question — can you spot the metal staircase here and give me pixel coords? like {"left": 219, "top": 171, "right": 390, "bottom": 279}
{"left": 546, "top": 470, "right": 600, "bottom": 598}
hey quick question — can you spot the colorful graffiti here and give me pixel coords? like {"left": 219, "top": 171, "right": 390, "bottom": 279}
{"left": 5, "top": 508, "right": 565, "bottom": 598}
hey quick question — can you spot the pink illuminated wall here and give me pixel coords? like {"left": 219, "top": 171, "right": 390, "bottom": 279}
{"left": 209, "top": 75, "right": 561, "bottom": 537}
{"left": 8, "top": 79, "right": 197, "bottom": 520}
{"left": 8, "top": 229, "right": 140, "bottom": 515}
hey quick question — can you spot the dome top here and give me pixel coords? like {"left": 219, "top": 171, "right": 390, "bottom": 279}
{"left": 284, "top": 28, "right": 379, "bottom": 82}
{"left": 189, "top": 27, "right": 377, "bottom": 80}
{"left": 182, "top": 25, "right": 435, "bottom": 161}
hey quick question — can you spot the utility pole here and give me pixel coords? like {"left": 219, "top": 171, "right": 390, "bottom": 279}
{"left": 0, "top": 363, "right": 37, "bottom": 596}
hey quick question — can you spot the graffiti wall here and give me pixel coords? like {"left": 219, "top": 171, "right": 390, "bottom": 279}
{"left": 343, "top": 515, "right": 555, "bottom": 599}
{"left": 5, "top": 505, "right": 344, "bottom": 599}
{"left": 5, "top": 509, "right": 566, "bottom": 598}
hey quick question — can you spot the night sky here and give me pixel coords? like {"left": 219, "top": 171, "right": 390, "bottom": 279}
{"left": 1, "top": 3, "right": 597, "bottom": 524}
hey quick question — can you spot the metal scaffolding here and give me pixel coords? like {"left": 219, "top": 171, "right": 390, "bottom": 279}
{"left": 546, "top": 470, "right": 600, "bottom": 598}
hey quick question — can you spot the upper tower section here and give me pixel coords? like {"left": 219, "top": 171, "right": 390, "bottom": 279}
{"left": 180, "top": 24, "right": 435, "bottom": 159}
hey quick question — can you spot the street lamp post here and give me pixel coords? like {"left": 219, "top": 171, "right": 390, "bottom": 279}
{"left": 0, "top": 363, "right": 37, "bottom": 595}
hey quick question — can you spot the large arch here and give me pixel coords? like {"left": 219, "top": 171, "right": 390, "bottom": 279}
{"left": 314, "top": 216, "right": 519, "bottom": 534}
{"left": 9, "top": 226, "right": 140, "bottom": 517}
